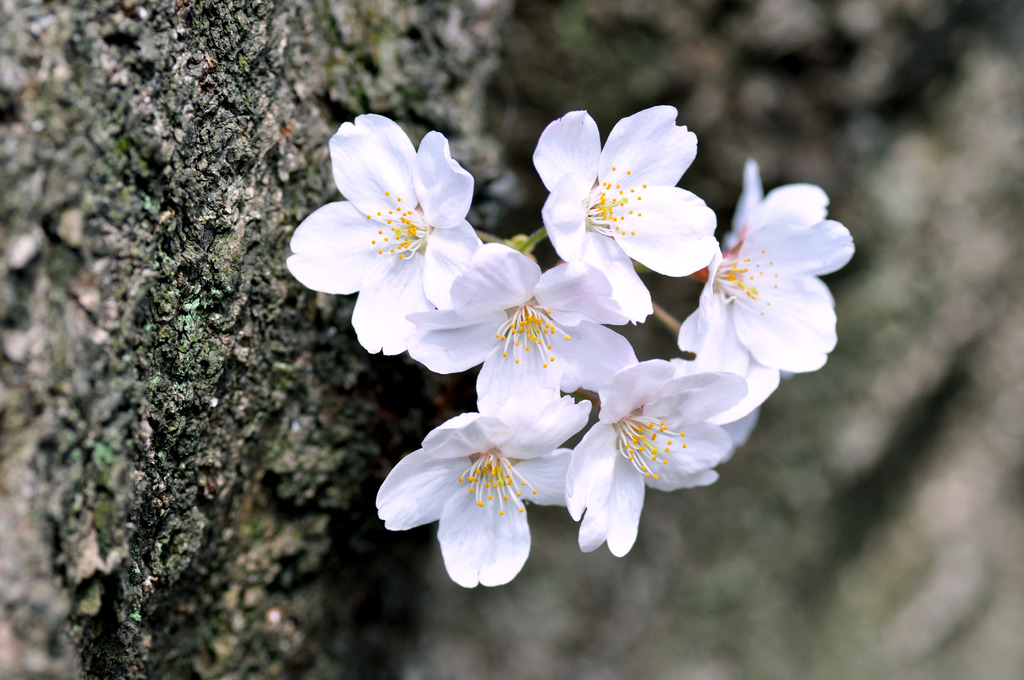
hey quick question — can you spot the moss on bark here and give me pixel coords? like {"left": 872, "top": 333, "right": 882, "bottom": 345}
{"left": 0, "top": 1, "right": 508, "bottom": 677}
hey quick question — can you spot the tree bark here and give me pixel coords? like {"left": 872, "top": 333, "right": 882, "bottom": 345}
{"left": 0, "top": 1, "right": 508, "bottom": 677}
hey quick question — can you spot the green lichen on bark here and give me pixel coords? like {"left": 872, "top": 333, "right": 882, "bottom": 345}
{"left": 0, "top": 0, "right": 509, "bottom": 678}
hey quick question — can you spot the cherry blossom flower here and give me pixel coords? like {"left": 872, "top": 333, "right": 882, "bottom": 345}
{"left": 677, "top": 160, "right": 854, "bottom": 422}
{"left": 287, "top": 114, "right": 481, "bottom": 355}
{"left": 532, "top": 106, "right": 718, "bottom": 322}
{"left": 566, "top": 360, "right": 746, "bottom": 557}
{"left": 376, "top": 387, "right": 590, "bottom": 587}
{"left": 407, "top": 243, "right": 637, "bottom": 411}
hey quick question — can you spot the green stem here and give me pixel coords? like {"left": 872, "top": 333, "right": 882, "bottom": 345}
{"left": 476, "top": 230, "right": 504, "bottom": 244}
{"left": 513, "top": 227, "right": 548, "bottom": 254}
{"left": 572, "top": 388, "right": 601, "bottom": 409}
{"left": 651, "top": 301, "right": 681, "bottom": 336}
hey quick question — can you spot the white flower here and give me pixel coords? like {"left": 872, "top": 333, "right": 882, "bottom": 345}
{"left": 565, "top": 360, "right": 746, "bottom": 557}
{"left": 532, "top": 106, "right": 718, "bottom": 322}
{"left": 672, "top": 354, "right": 762, "bottom": 462}
{"left": 677, "top": 160, "right": 854, "bottom": 422}
{"left": 407, "top": 243, "right": 637, "bottom": 411}
{"left": 376, "top": 387, "right": 590, "bottom": 587}
{"left": 724, "top": 158, "right": 831, "bottom": 250}
{"left": 287, "top": 114, "right": 481, "bottom": 355}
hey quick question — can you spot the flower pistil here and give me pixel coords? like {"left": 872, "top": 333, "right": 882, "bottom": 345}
{"left": 494, "top": 302, "right": 572, "bottom": 369}
{"left": 367, "top": 190, "right": 432, "bottom": 259}
{"left": 458, "top": 452, "right": 539, "bottom": 516}
{"left": 614, "top": 414, "right": 687, "bottom": 479}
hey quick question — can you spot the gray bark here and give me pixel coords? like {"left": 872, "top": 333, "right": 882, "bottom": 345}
{"left": 0, "top": 1, "right": 508, "bottom": 678}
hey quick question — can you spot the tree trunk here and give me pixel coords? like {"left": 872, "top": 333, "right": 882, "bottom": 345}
{"left": 0, "top": 1, "right": 508, "bottom": 677}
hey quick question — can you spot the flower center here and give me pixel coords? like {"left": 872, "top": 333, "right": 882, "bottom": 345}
{"left": 713, "top": 246, "right": 777, "bottom": 316}
{"left": 584, "top": 169, "right": 645, "bottom": 239}
{"left": 493, "top": 301, "right": 571, "bottom": 369}
{"left": 366, "top": 191, "right": 433, "bottom": 260}
{"left": 613, "top": 414, "right": 686, "bottom": 479}
{"left": 457, "top": 451, "right": 538, "bottom": 516}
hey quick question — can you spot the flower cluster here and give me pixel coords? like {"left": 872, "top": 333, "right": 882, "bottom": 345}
{"left": 287, "top": 109, "right": 854, "bottom": 587}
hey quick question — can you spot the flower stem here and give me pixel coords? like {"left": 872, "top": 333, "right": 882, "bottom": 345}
{"left": 651, "top": 301, "right": 681, "bottom": 336}
{"left": 572, "top": 388, "right": 601, "bottom": 409}
{"left": 509, "top": 227, "right": 548, "bottom": 254}
{"left": 476, "top": 230, "right": 504, "bottom": 244}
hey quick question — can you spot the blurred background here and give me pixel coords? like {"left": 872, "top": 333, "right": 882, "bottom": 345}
{"left": 404, "top": 0, "right": 1024, "bottom": 678}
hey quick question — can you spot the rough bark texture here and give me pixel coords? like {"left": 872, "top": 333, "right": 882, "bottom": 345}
{"left": 4, "top": 0, "right": 1024, "bottom": 679}
{"left": 1, "top": 1, "right": 507, "bottom": 678}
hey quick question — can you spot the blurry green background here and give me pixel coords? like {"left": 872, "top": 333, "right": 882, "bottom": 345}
{"left": 403, "top": 0, "right": 1024, "bottom": 678}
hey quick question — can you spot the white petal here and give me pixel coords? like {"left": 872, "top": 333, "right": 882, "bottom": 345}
{"left": 720, "top": 407, "right": 761, "bottom": 455}
{"left": 407, "top": 311, "right": 506, "bottom": 374}
{"left": 287, "top": 202, "right": 382, "bottom": 294}
{"left": 579, "top": 233, "right": 653, "bottom": 323}
{"left": 423, "top": 220, "right": 482, "bottom": 308}
{"left": 476, "top": 347, "right": 564, "bottom": 414}
{"left": 727, "top": 158, "right": 764, "bottom": 248}
{"left": 554, "top": 321, "right": 638, "bottom": 394}
{"left": 329, "top": 114, "right": 417, "bottom": 215}
{"left": 535, "top": 261, "right": 628, "bottom": 326}
{"left": 351, "top": 254, "right": 432, "bottom": 355}
{"left": 596, "top": 359, "right": 678, "bottom": 424}
{"left": 421, "top": 412, "right": 509, "bottom": 459}
{"left": 753, "top": 183, "right": 830, "bottom": 231}
{"left": 438, "top": 490, "right": 531, "bottom": 588}
{"left": 532, "top": 110, "right": 601, "bottom": 193}
{"left": 614, "top": 186, "right": 717, "bottom": 276}
{"left": 449, "top": 243, "right": 540, "bottom": 313}
{"left": 541, "top": 174, "right": 588, "bottom": 262}
{"left": 678, "top": 292, "right": 753, "bottom": 380}
{"left": 677, "top": 254, "right": 781, "bottom": 420}
{"left": 742, "top": 220, "right": 854, "bottom": 276}
{"left": 576, "top": 455, "right": 649, "bottom": 556}
{"left": 513, "top": 449, "right": 572, "bottom": 506}
{"left": 376, "top": 450, "right": 466, "bottom": 530}
{"left": 415, "top": 131, "right": 474, "bottom": 229}
{"left": 566, "top": 424, "right": 618, "bottom": 521}
{"left": 650, "top": 469, "right": 719, "bottom": 492}
{"left": 733, "top": 275, "right": 838, "bottom": 372}
{"left": 677, "top": 248, "right": 723, "bottom": 352}
{"left": 703, "top": 360, "right": 779, "bottom": 426}
{"left": 644, "top": 422, "right": 731, "bottom": 492}
{"left": 599, "top": 106, "right": 697, "bottom": 189}
{"left": 604, "top": 454, "right": 646, "bottom": 557}
{"left": 644, "top": 371, "right": 748, "bottom": 424}
{"left": 499, "top": 391, "right": 591, "bottom": 460}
